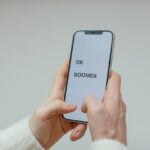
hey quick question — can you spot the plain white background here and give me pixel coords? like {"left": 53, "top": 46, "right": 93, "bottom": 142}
{"left": 0, "top": 0, "right": 150, "bottom": 149}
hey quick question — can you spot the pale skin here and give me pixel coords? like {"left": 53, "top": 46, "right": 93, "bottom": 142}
{"left": 29, "top": 61, "right": 127, "bottom": 149}
{"left": 82, "top": 72, "right": 127, "bottom": 145}
{"left": 29, "top": 61, "right": 87, "bottom": 149}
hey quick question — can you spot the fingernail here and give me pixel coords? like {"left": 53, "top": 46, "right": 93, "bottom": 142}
{"left": 68, "top": 104, "right": 77, "bottom": 109}
{"left": 74, "top": 131, "right": 81, "bottom": 137}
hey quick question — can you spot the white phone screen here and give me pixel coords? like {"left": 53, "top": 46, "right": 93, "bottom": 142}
{"left": 64, "top": 31, "right": 113, "bottom": 122}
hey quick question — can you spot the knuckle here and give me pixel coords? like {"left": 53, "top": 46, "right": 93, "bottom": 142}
{"left": 90, "top": 105, "right": 104, "bottom": 115}
{"left": 34, "top": 107, "right": 46, "bottom": 120}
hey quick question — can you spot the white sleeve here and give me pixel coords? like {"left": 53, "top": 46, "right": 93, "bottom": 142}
{"left": 0, "top": 117, "right": 45, "bottom": 150}
{"left": 92, "top": 139, "right": 128, "bottom": 150}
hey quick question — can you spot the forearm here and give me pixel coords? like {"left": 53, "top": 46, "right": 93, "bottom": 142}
{"left": 0, "top": 119, "right": 128, "bottom": 150}
{"left": 0, "top": 117, "right": 44, "bottom": 150}
{"left": 92, "top": 139, "right": 127, "bottom": 150}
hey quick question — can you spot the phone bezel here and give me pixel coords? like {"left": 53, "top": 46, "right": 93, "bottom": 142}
{"left": 63, "top": 30, "right": 114, "bottom": 124}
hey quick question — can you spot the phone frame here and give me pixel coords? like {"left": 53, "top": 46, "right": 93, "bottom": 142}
{"left": 63, "top": 30, "right": 114, "bottom": 124}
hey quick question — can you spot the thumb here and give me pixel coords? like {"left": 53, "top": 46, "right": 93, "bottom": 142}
{"left": 81, "top": 96, "right": 97, "bottom": 113}
{"left": 38, "top": 100, "right": 76, "bottom": 121}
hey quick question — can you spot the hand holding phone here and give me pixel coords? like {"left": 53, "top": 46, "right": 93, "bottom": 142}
{"left": 81, "top": 72, "right": 127, "bottom": 145}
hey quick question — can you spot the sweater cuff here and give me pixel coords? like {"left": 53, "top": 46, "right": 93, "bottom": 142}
{"left": 0, "top": 117, "right": 44, "bottom": 150}
{"left": 92, "top": 139, "right": 127, "bottom": 150}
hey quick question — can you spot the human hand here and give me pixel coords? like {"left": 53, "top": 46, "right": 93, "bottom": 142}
{"left": 82, "top": 72, "right": 127, "bottom": 145}
{"left": 29, "top": 61, "right": 87, "bottom": 149}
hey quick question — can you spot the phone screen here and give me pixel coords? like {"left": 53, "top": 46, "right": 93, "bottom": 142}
{"left": 64, "top": 31, "right": 113, "bottom": 122}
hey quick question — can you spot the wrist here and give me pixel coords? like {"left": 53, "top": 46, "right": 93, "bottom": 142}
{"left": 92, "top": 139, "right": 127, "bottom": 150}
{"left": 29, "top": 116, "right": 47, "bottom": 149}
{"left": 91, "top": 128, "right": 118, "bottom": 142}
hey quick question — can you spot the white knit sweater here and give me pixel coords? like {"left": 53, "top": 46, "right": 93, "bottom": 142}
{"left": 0, "top": 118, "right": 127, "bottom": 150}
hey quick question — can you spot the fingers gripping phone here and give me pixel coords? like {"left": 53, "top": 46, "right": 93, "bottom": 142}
{"left": 63, "top": 30, "right": 113, "bottom": 123}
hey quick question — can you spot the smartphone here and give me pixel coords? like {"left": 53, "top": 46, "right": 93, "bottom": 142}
{"left": 63, "top": 30, "right": 113, "bottom": 123}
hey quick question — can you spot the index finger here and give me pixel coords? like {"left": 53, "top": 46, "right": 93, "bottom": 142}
{"left": 51, "top": 60, "right": 69, "bottom": 93}
{"left": 106, "top": 71, "right": 121, "bottom": 94}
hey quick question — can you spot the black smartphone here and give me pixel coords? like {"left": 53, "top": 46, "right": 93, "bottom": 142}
{"left": 63, "top": 30, "right": 114, "bottom": 123}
